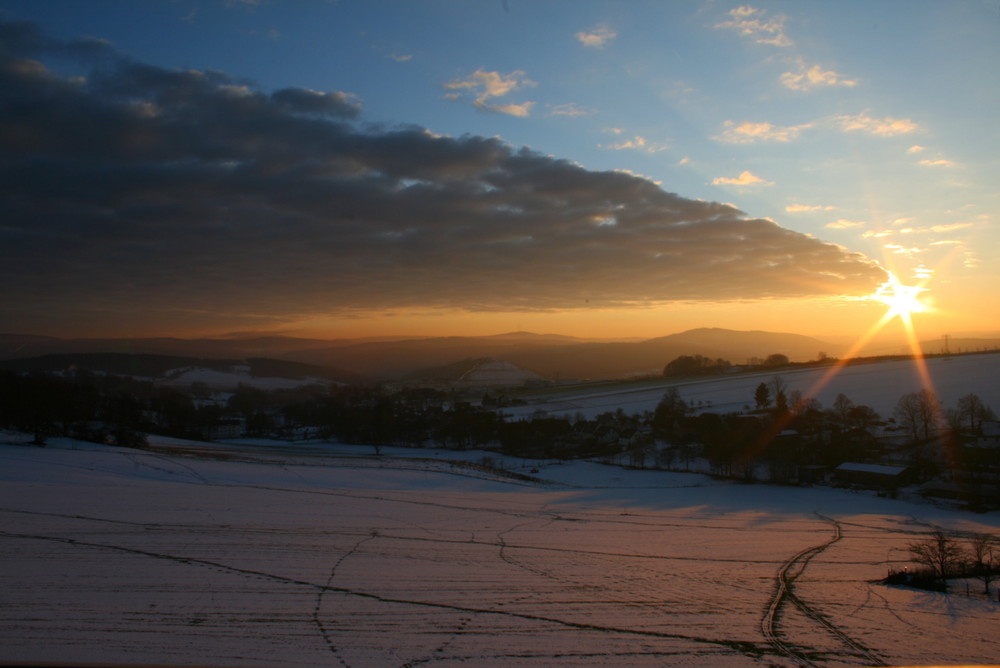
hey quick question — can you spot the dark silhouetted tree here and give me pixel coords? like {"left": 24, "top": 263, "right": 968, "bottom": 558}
{"left": 909, "top": 531, "right": 963, "bottom": 583}
{"left": 763, "top": 353, "right": 789, "bottom": 367}
{"left": 895, "top": 389, "right": 941, "bottom": 440}
{"left": 831, "top": 393, "right": 854, "bottom": 429}
{"left": 954, "top": 394, "right": 996, "bottom": 432}
{"left": 653, "top": 387, "right": 688, "bottom": 439}
{"left": 968, "top": 533, "right": 999, "bottom": 595}
{"left": 662, "top": 355, "right": 730, "bottom": 376}
{"left": 754, "top": 382, "right": 770, "bottom": 409}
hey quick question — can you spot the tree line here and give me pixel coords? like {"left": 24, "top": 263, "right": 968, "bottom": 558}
{"left": 892, "top": 530, "right": 1000, "bottom": 596}
{"left": 1, "top": 366, "right": 996, "bottom": 494}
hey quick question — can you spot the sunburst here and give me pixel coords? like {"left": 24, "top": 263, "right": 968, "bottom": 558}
{"left": 790, "top": 272, "right": 937, "bottom": 414}
{"left": 873, "top": 275, "right": 929, "bottom": 320}
{"left": 747, "top": 270, "right": 945, "bottom": 460}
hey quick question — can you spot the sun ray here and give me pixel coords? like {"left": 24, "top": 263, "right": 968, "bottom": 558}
{"left": 748, "top": 271, "right": 949, "bottom": 461}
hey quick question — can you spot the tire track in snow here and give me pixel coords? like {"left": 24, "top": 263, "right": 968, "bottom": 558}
{"left": 122, "top": 451, "right": 209, "bottom": 484}
{"left": 312, "top": 529, "right": 380, "bottom": 667}
{"left": 0, "top": 529, "right": 766, "bottom": 660}
{"left": 761, "top": 514, "right": 886, "bottom": 667}
{"left": 491, "top": 515, "right": 757, "bottom": 649}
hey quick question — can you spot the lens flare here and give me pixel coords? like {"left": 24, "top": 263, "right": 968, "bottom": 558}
{"left": 747, "top": 271, "right": 947, "bottom": 461}
{"left": 873, "top": 275, "right": 930, "bottom": 319}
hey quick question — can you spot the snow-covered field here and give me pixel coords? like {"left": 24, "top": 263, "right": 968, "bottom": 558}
{"left": 3, "top": 435, "right": 1000, "bottom": 667}
{"left": 508, "top": 352, "right": 1000, "bottom": 420}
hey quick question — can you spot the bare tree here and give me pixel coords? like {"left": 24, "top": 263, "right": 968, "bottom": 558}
{"left": 954, "top": 394, "right": 996, "bottom": 432}
{"left": 832, "top": 393, "right": 854, "bottom": 429}
{"left": 909, "top": 530, "right": 964, "bottom": 583}
{"left": 968, "top": 533, "right": 999, "bottom": 595}
{"left": 768, "top": 375, "right": 788, "bottom": 400}
{"left": 895, "top": 389, "right": 942, "bottom": 440}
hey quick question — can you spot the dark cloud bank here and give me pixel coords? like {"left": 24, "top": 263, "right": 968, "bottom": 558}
{"left": 0, "top": 20, "right": 885, "bottom": 333}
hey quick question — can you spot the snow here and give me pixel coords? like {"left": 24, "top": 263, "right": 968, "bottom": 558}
{"left": 835, "top": 462, "right": 907, "bottom": 476}
{"left": 162, "top": 366, "right": 331, "bottom": 391}
{"left": 506, "top": 352, "right": 1000, "bottom": 420}
{"left": 454, "top": 358, "right": 543, "bottom": 388}
{"left": 3, "top": 434, "right": 1000, "bottom": 667}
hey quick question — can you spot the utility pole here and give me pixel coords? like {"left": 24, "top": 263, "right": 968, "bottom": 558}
{"left": 943, "top": 334, "right": 950, "bottom": 356}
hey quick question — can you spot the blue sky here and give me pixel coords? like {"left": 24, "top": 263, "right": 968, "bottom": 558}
{"left": 1, "top": 0, "right": 997, "bottom": 341}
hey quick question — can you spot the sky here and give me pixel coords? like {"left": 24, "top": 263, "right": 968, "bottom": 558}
{"left": 1, "top": 0, "right": 997, "bottom": 345}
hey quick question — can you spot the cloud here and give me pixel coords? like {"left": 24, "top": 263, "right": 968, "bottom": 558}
{"left": 0, "top": 20, "right": 886, "bottom": 333}
{"left": 712, "top": 171, "right": 774, "bottom": 187}
{"left": 547, "top": 102, "right": 591, "bottom": 117}
{"left": 918, "top": 158, "right": 956, "bottom": 167}
{"left": 780, "top": 60, "right": 857, "bottom": 91}
{"left": 714, "top": 120, "right": 811, "bottom": 144}
{"left": 599, "top": 131, "right": 670, "bottom": 153}
{"left": 443, "top": 68, "right": 536, "bottom": 116}
{"left": 931, "top": 222, "right": 974, "bottom": 233}
{"left": 716, "top": 114, "right": 921, "bottom": 144}
{"left": 575, "top": 24, "right": 617, "bottom": 48}
{"left": 715, "top": 6, "right": 792, "bottom": 47}
{"left": 834, "top": 113, "right": 919, "bottom": 136}
{"left": 884, "top": 244, "right": 925, "bottom": 256}
{"left": 825, "top": 219, "right": 866, "bottom": 229}
{"left": 786, "top": 204, "right": 837, "bottom": 213}
{"left": 387, "top": 53, "right": 413, "bottom": 63}
{"left": 907, "top": 145, "right": 925, "bottom": 154}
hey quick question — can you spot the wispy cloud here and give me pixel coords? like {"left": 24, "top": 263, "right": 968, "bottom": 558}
{"left": 547, "top": 102, "right": 591, "bottom": 117}
{"left": 786, "top": 204, "right": 837, "bottom": 213}
{"left": 834, "top": 113, "right": 919, "bottom": 136}
{"left": 714, "top": 120, "right": 811, "bottom": 144}
{"left": 918, "top": 158, "right": 957, "bottom": 167}
{"left": 575, "top": 23, "right": 617, "bottom": 48}
{"left": 780, "top": 60, "right": 857, "bottom": 91}
{"left": 599, "top": 130, "right": 669, "bottom": 153}
{"left": 443, "top": 69, "right": 537, "bottom": 116}
{"left": 387, "top": 53, "right": 413, "bottom": 63}
{"left": 866, "top": 221, "right": 975, "bottom": 238}
{"left": 715, "top": 5, "right": 792, "bottom": 47}
{"left": 826, "top": 219, "right": 866, "bottom": 229}
{"left": 0, "top": 19, "right": 886, "bottom": 333}
{"left": 884, "top": 244, "right": 925, "bottom": 256}
{"left": 930, "top": 222, "right": 974, "bottom": 232}
{"left": 713, "top": 171, "right": 774, "bottom": 187}
{"left": 716, "top": 114, "right": 921, "bottom": 143}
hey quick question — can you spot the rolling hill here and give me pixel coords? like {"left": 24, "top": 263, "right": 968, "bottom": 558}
{"left": 1, "top": 329, "right": 835, "bottom": 382}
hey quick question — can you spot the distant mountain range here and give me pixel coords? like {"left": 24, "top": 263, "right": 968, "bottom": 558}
{"left": 0, "top": 352, "right": 365, "bottom": 386}
{"left": 2, "top": 329, "right": 997, "bottom": 383}
{"left": 0, "top": 329, "right": 825, "bottom": 382}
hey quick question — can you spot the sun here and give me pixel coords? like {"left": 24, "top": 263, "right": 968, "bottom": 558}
{"left": 873, "top": 274, "right": 930, "bottom": 319}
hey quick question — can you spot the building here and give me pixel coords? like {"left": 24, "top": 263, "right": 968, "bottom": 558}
{"left": 833, "top": 462, "right": 911, "bottom": 490}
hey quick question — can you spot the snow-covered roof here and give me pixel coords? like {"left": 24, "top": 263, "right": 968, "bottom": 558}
{"left": 835, "top": 462, "right": 907, "bottom": 476}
